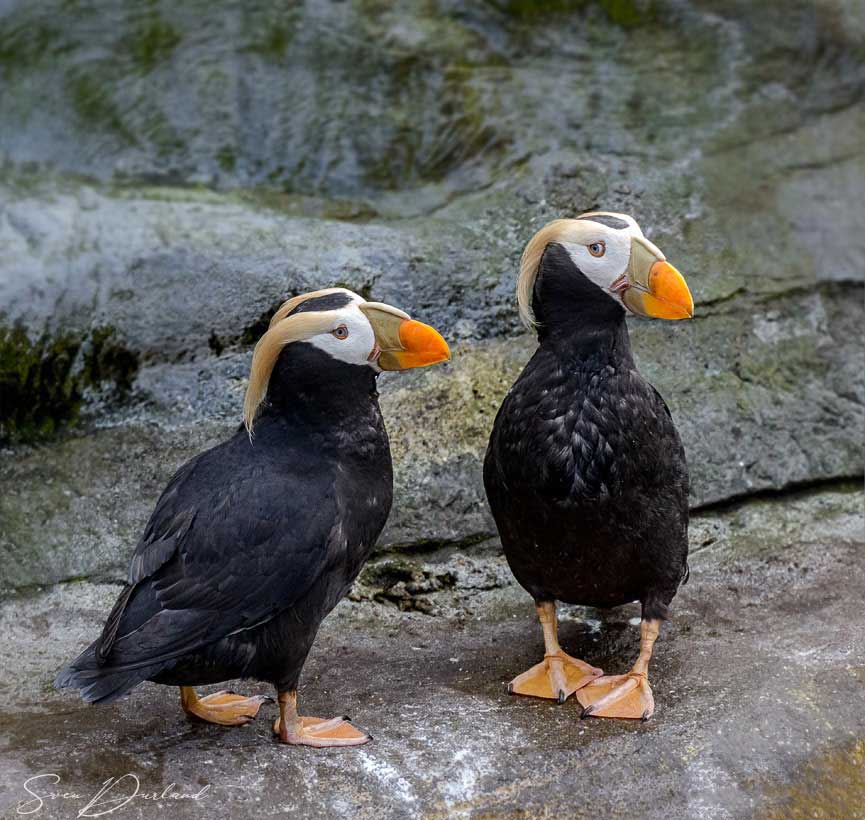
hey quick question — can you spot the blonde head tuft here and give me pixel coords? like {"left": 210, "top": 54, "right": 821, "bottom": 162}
{"left": 516, "top": 213, "right": 636, "bottom": 328}
{"left": 517, "top": 220, "right": 580, "bottom": 328}
{"left": 243, "top": 288, "right": 359, "bottom": 434}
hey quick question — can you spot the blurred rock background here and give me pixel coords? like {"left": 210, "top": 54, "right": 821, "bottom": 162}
{"left": 1, "top": 3, "right": 864, "bottom": 817}
{"left": 1, "top": 0, "right": 863, "bottom": 590}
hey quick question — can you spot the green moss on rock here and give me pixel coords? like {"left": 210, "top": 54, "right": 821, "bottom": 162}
{"left": 486, "top": 0, "right": 584, "bottom": 18}
{"left": 129, "top": 16, "right": 181, "bottom": 70}
{"left": 67, "top": 74, "right": 136, "bottom": 144}
{"left": 598, "top": 0, "right": 657, "bottom": 27}
{"left": 0, "top": 325, "right": 139, "bottom": 442}
{"left": 82, "top": 327, "right": 139, "bottom": 392}
{"left": 487, "top": 0, "right": 656, "bottom": 26}
{"left": 0, "top": 19, "right": 59, "bottom": 68}
{"left": 246, "top": 24, "right": 293, "bottom": 60}
{"left": 216, "top": 145, "right": 237, "bottom": 173}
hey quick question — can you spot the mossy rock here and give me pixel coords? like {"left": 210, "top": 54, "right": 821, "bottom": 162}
{"left": 0, "top": 325, "right": 139, "bottom": 442}
{"left": 488, "top": 0, "right": 657, "bottom": 26}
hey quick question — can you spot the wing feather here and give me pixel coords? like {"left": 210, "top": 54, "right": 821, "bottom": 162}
{"left": 96, "top": 437, "right": 339, "bottom": 670}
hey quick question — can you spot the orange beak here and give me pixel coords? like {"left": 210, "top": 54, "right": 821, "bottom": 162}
{"left": 379, "top": 319, "right": 451, "bottom": 370}
{"left": 621, "top": 237, "right": 694, "bottom": 320}
{"left": 359, "top": 303, "right": 450, "bottom": 370}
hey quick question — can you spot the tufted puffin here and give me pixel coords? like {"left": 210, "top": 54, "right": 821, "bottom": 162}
{"left": 56, "top": 288, "right": 449, "bottom": 747}
{"left": 484, "top": 213, "right": 693, "bottom": 720}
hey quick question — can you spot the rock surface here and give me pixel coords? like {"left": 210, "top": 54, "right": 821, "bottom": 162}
{"left": 2, "top": 2, "right": 863, "bottom": 557}
{"left": 2, "top": 279, "right": 863, "bottom": 591}
{"left": 1, "top": 3, "right": 864, "bottom": 811}
{"left": 0, "top": 486, "right": 862, "bottom": 818}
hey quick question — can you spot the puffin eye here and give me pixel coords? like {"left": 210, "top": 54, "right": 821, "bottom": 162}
{"left": 588, "top": 242, "right": 606, "bottom": 258}
{"left": 332, "top": 325, "right": 349, "bottom": 340}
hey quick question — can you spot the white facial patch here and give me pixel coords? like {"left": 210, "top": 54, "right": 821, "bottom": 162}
{"left": 561, "top": 215, "right": 647, "bottom": 306}
{"left": 306, "top": 303, "right": 378, "bottom": 366}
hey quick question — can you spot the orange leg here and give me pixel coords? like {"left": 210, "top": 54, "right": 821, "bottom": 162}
{"left": 576, "top": 619, "right": 659, "bottom": 721}
{"left": 508, "top": 601, "right": 603, "bottom": 703}
{"left": 273, "top": 691, "right": 370, "bottom": 748}
{"left": 180, "top": 686, "right": 271, "bottom": 726}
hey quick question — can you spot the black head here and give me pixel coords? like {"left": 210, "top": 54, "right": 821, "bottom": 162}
{"left": 516, "top": 212, "right": 694, "bottom": 340}
{"left": 532, "top": 241, "right": 626, "bottom": 337}
{"left": 243, "top": 288, "right": 449, "bottom": 433}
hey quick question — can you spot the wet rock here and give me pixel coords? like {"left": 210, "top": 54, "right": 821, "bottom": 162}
{"left": 1, "top": 0, "right": 863, "bottom": 588}
{"left": 350, "top": 548, "right": 513, "bottom": 615}
{"left": 0, "top": 487, "right": 862, "bottom": 818}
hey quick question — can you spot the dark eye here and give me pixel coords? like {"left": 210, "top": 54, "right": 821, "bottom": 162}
{"left": 332, "top": 325, "right": 349, "bottom": 340}
{"left": 588, "top": 242, "right": 606, "bottom": 257}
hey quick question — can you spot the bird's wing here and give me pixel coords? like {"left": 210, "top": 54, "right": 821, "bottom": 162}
{"left": 95, "top": 456, "right": 203, "bottom": 662}
{"left": 95, "top": 445, "right": 341, "bottom": 671}
{"left": 126, "top": 455, "right": 203, "bottom": 585}
{"left": 645, "top": 381, "right": 689, "bottom": 495}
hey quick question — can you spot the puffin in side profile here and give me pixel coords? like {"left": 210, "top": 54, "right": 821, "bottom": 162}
{"left": 56, "top": 288, "right": 449, "bottom": 747}
{"left": 484, "top": 213, "right": 693, "bottom": 720}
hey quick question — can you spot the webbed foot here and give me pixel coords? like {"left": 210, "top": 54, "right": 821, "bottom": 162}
{"left": 180, "top": 687, "right": 272, "bottom": 726}
{"left": 508, "top": 650, "right": 603, "bottom": 703}
{"left": 577, "top": 672, "right": 655, "bottom": 721}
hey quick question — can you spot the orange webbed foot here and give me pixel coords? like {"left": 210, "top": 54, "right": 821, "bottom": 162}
{"left": 182, "top": 689, "right": 273, "bottom": 726}
{"left": 273, "top": 714, "right": 371, "bottom": 747}
{"left": 508, "top": 650, "right": 603, "bottom": 703}
{"left": 576, "top": 673, "right": 655, "bottom": 721}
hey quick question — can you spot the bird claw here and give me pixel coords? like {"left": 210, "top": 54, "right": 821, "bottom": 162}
{"left": 507, "top": 651, "right": 602, "bottom": 702}
{"left": 576, "top": 673, "right": 655, "bottom": 721}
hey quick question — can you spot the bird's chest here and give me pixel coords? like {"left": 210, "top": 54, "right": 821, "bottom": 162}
{"left": 337, "top": 456, "right": 393, "bottom": 542}
{"left": 332, "top": 422, "right": 394, "bottom": 554}
{"left": 495, "top": 365, "right": 634, "bottom": 501}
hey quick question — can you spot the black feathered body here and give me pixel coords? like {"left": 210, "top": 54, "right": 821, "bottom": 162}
{"left": 57, "top": 345, "right": 392, "bottom": 702}
{"left": 484, "top": 243, "right": 689, "bottom": 621}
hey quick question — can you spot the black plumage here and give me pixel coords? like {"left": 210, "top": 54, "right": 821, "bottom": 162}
{"left": 56, "top": 289, "right": 449, "bottom": 745}
{"left": 485, "top": 242, "right": 689, "bottom": 617}
{"left": 484, "top": 233, "right": 691, "bottom": 719}
{"left": 58, "top": 345, "right": 390, "bottom": 702}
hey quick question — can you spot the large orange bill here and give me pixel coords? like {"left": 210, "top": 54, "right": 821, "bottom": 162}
{"left": 381, "top": 319, "right": 450, "bottom": 370}
{"left": 622, "top": 260, "right": 694, "bottom": 320}
{"left": 359, "top": 302, "right": 450, "bottom": 370}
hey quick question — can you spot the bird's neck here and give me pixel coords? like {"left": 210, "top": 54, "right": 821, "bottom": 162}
{"left": 532, "top": 241, "right": 634, "bottom": 367}
{"left": 259, "top": 344, "right": 380, "bottom": 431}
{"left": 539, "top": 313, "right": 634, "bottom": 370}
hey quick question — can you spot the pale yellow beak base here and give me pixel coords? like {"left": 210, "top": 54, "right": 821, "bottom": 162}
{"left": 359, "top": 303, "right": 450, "bottom": 370}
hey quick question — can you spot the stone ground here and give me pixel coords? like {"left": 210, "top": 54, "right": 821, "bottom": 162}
{"left": 1, "top": 486, "right": 862, "bottom": 820}
{"left": 0, "top": 3, "right": 863, "bottom": 817}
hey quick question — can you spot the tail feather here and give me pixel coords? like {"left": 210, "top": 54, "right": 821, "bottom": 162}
{"left": 95, "top": 583, "right": 136, "bottom": 665}
{"left": 54, "top": 642, "right": 161, "bottom": 705}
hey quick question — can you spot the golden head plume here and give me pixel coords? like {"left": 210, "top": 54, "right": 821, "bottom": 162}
{"left": 243, "top": 288, "right": 356, "bottom": 434}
